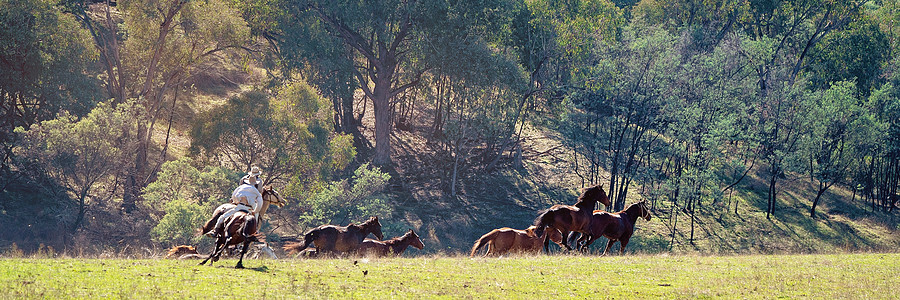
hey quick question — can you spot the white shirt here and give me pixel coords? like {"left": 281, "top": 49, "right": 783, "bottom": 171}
{"left": 231, "top": 184, "right": 263, "bottom": 215}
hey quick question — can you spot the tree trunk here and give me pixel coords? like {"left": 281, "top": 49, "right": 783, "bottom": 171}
{"left": 372, "top": 75, "right": 393, "bottom": 166}
{"left": 810, "top": 181, "right": 829, "bottom": 218}
{"left": 767, "top": 171, "right": 778, "bottom": 220}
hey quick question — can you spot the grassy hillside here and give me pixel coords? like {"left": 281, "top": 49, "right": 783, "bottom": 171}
{"left": 3, "top": 254, "right": 898, "bottom": 298}
{"left": 375, "top": 121, "right": 900, "bottom": 255}
{"left": 147, "top": 59, "right": 900, "bottom": 257}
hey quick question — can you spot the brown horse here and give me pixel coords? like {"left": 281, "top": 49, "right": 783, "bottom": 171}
{"left": 283, "top": 216, "right": 384, "bottom": 256}
{"left": 165, "top": 245, "right": 200, "bottom": 259}
{"left": 356, "top": 229, "right": 425, "bottom": 257}
{"left": 198, "top": 185, "right": 285, "bottom": 268}
{"left": 199, "top": 185, "right": 288, "bottom": 234}
{"left": 578, "top": 200, "right": 651, "bottom": 255}
{"left": 533, "top": 184, "right": 611, "bottom": 252}
{"left": 470, "top": 226, "right": 565, "bottom": 257}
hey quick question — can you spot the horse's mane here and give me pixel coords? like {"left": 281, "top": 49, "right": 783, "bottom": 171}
{"left": 360, "top": 216, "right": 379, "bottom": 227}
{"left": 576, "top": 184, "right": 606, "bottom": 203}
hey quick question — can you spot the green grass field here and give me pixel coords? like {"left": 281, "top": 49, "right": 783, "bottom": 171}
{"left": 2, "top": 253, "right": 898, "bottom": 299}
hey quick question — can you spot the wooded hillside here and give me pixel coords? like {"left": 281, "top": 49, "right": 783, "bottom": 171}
{"left": 2, "top": 0, "right": 899, "bottom": 255}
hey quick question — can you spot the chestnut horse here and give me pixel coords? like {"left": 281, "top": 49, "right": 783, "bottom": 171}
{"left": 533, "top": 184, "right": 611, "bottom": 252}
{"left": 470, "top": 226, "right": 565, "bottom": 257}
{"left": 165, "top": 245, "right": 200, "bottom": 259}
{"left": 578, "top": 200, "right": 651, "bottom": 255}
{"left": 198, "top": 185, "right": 285, "bottom": 268}
{"left": 356, "top": 229, "right": 425, "bottom": 257}
{"left": 283, "top": 216, "right": 384, "bottom": 256}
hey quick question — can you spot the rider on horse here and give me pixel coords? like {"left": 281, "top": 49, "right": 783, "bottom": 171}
{"left": 204, "top": 166, "right": 265, "bottom": 238}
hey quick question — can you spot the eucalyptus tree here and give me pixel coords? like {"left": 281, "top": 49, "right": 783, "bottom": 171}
{"left": 253, "top": 0, "right": 435, "bottom": 166}
{"left": 15, "top": 100, "right": 145, "bottom": 232}
{"left": 190, "top": 82, "right": 355, "bottom": 198}
{"left": 802, "top": 81, "right": 873, "bottom": 217}
{"left": 0, "top": 0, "right": 100, "bottom": 184}
{"left": 66, "top": 0, "right": 252, "bottom": 211}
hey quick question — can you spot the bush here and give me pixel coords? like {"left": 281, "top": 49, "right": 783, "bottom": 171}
{"left": 297, "top": 163, "right": 397, "bottom": 232}
{"left": 150, "top": 199, "right": 210, "bottom": 247}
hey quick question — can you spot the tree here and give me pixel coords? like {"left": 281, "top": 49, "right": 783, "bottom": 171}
{"left": 0, "top": 0, "right": 100, "bottom": 183}
{"left": 66, "top": 0, "right": 252, "bottom": 211}
{"left": 15, "top": 100, "right": 144, "bottom": 232}
{"left": 803, "top": 81, "right": 874, "bottom": 217}
{"left": 807, "top": 20, "right": 890, "bottom": 97}
{"left": 266, "top": 0, "right": 435, "bottom": 166}
{"left": 190, "top": 81, "right": 355, "bottom": 197}
{"left": 758, "top": 82, "right": 812, "bottom": 219}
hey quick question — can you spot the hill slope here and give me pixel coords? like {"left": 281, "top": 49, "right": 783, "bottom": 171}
{"left": 376, "top": 117, "right": 900, "bottom": 254}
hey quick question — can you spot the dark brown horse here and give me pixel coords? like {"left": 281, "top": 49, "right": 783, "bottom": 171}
{"left": 283, "top": 216, "right": 384, "bottom": 256}
{"left": 470, "top": 226, "right": 565, "bottom": 257}
{"left": 198, "top": 185, "right": 285, "bottom": 268}
{"left": 197, "top": 210, "right": 260, "bottom": 268}
{"left": 533, "top": 184, "right": 611, "bottom": 252}
{"left": 578, "top": 200, "right": 651, "bottom": 255}
{"left": 356, "top": 229, "right": 425, "bottom": 257}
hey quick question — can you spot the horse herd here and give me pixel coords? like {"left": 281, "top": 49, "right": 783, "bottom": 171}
{"left": 473, "top": 184, "right": 651, "bottom": 257}
{"left": 191, "top": 184, "right": 651, "bottom": 268}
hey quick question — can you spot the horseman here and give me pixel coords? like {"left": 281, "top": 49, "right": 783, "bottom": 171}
{"left": 204, "top": 166, "right": 265, "bottom": 238}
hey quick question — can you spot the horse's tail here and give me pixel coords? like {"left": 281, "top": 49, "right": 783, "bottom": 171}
{"left": 283, "top": 229, "right": 317, "bottom": 254}
{"left": 532, "top": 209, "right": 554, "bottom": 238}
{"left": 470, "top": 230, "right": 498, "bottom": 257}
{"left": 198, "top": 215, "right": 217, "bottom": 237}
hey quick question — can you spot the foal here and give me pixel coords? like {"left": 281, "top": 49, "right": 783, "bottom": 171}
{"left": 470, "top": 226, "right": 564, "bottom": 257}
{"left": 356, "top": 229, "right": 425, "bottom": 257}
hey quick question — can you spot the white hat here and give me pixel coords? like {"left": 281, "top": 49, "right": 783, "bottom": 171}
{"left": 248, "top": 166, "right": 262, "bottom": 177}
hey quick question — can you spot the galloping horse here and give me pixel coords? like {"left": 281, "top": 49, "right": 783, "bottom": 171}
{"left": 356, "top": 229, "right": 425, "bottom": 257}
{"left": 199, "top": 185, "right": 288, "bottom": 233}
{"left": 283, "top": 216, "right": 384, "bottom": 256}
{"left": 578, "top": 200, "right": 651, "bottom": 255}
{"left": 533, "top": 184, "right": 611, "bottom": 252}
{"left": 470, "top": 226, "right": 565, "bottom": 257}
{"left": 198, "top": 185, "right": 286, "bottom": 268}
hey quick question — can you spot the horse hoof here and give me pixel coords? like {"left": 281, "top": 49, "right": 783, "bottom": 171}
{"left": 235, "top": 264, "right": 245, "bottom": 269}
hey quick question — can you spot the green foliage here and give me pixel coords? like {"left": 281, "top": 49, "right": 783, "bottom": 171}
{"left": 143, "top": 157, "right": 240, "bottom": 207}
{"left": 119, "top": 0, "right": 251, "bottom": 98}
{"left": 15, "top": 99, "right": 145, "bottom": 231}
{"left": 0, "top": 0, "right": 101, "bottom": 170}
{"left": 191, "top": 81, "right": 355, "bottom": 194}
{"left": 807, "top": 20, "right": 890, "bottom": 96}
{"left": 149, "top": 199, "right": 208, "bottom": 247}
{"left": 296, "top": 163, "right": 393, "bottom": 231}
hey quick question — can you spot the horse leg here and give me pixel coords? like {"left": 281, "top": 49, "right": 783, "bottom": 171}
{"left": 559, "top": 231, "right": 573, "bottom": 251}
{"left": 602, "top": 239, "right": 615, "bottom": 256}
{"left": 580, "top": 235, "right": 595, "bottom": 253}
{"left": 566, "top": 232, "right": 579, "bottom": 250}
{"left": 198, "top": 242, "right": 221, "bottom": 266}
{"left": 619, "top": 237, "right": 629, "bottom": 255}
{"left": 235, "top": 240, "right": 251, "bottom": 269}
{"left": 542, "top": 233, "right": 550, "bottom": 254}
{"left": 199, "top": 238, "right": 228, "bottom": 266}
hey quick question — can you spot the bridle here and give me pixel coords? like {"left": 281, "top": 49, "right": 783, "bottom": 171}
{"left": 261, "top": 187, "right": 287, "bottom": 207}
{"left": 639, "top": 201, "right": 651, "bottom": 221}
